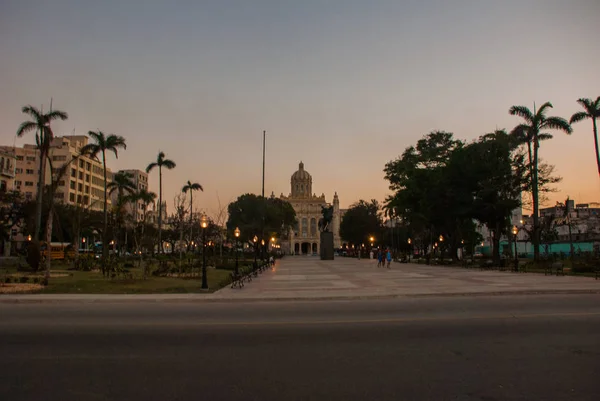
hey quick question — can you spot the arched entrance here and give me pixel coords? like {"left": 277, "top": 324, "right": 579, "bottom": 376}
{"left": 301, "top": 242, "right": 310, "bottom": 255}
{"left": 312, "top": 243, "right": 318, "bottom": 254}
{"left": 294, "top": 243, "right": 300, "bottom": 255}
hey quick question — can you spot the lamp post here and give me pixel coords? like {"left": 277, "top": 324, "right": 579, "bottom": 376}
{"left": 261, "top": 239, "right": 265, "bottom": 263}
{"left": 512, "top": 225, "right": 519, "bottom": 272}
{"left": 253, "top": 235, "right": 258, "bottom": 270}
{"left": 234, "top": 227, "right": 240, "bottom": 276}
{"left": 407, "top": 238, "right": 412, "bottom": 262}
{"left": 200, "top": 214, "right": 208, "bottom": 289}
{"left": 369, "top": 236, "right": 374, "bottom": 249}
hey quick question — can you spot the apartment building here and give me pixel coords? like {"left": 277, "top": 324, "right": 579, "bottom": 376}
{"left": 1, "top": 136, "right": 112, "bottom": 211}
{"left": 116, "top": 169, "right": 149, "bottom": 222}
{"left": 0, "top": 148, "right": 16, "bottom": 192}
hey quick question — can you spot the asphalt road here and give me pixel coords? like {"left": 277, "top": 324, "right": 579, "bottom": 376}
{"left": 2, "top": 295, "right": 600, "bottom": 401}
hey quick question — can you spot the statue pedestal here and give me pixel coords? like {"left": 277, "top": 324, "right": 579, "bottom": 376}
{"left": 320, "top": 232, "right": 334, "bottom": 260}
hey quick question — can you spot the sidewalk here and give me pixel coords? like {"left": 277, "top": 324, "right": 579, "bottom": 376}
{"left": 2, "top": 257, "right": 599, "bottom": 303}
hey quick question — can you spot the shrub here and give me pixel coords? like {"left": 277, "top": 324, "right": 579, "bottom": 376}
{"left": 4, "top": 276, "right": 11, "bottom": 283}
{"left": 572, "top": 263, "right": 593, "bottom": 274}
{"left": 19, "top": 276, "right": 30, "bottom": 283}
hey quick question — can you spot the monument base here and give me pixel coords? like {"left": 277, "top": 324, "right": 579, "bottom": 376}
{"left": 320, "top": 232, "right": 334, "bottom": 260}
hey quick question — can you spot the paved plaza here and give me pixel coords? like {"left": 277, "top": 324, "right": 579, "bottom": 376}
{"left": 211, "top": 256, "right": 600, "bottom": 300}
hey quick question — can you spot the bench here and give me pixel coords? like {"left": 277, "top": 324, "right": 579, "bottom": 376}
{"left": 230, "top": 272, "right": 244, "bottom": 289}
{"left": 545, "top": 261, "right": 564, "bottom": 276}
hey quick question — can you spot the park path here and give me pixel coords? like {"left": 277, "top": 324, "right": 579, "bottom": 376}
{"left": 210, "top": 256, "right": 600, "bottom": 300}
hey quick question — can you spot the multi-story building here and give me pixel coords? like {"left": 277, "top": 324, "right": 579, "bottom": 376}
{"left": 0, "top": 149, "right": 16, "bottom": 192}
{"left": 115, "top": 169, "right": 149, "bottom": 222}
{"left": 1, "top": 135, "right": 112, "bottom": 211}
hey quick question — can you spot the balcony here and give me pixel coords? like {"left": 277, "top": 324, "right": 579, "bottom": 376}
{"left": 1, "top": 167, "right": 15, "bottom": 178}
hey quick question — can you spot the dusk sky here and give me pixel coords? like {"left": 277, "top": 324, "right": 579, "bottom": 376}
{"left": 1, "top": 0, "right": 599, "bottom": 218}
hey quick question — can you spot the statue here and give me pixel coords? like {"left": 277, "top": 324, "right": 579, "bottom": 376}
{"left": 318, "top": 204, "right": 334, "bottom": 232}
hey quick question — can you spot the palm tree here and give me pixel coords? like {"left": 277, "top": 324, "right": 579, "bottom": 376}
{"left": 81, "top": 131, "right": 127, "bottom": 270}
{"left": 146, "top": 151, "right": 176, "bottom": 253}
{"left": 108, "top": 171, "right": 136, "bottom": 254}
{"left": 509, "top": 102, "right": 572, "bottom": 262}
{"left": 129, "top": 188, "right": 157, "bottom": 258}
{"left": 570, "top": 97, "right": 600, "bottom": 177}
{"left": 16, "top": 104, "right": 68, "bottom": 241}
{"left": 182, "top": 181, "right": 203, "bottom": 245}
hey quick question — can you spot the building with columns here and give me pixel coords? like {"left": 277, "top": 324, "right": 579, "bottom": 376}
{"left": 279, "top": 161, "right": 341, "bottom": 255}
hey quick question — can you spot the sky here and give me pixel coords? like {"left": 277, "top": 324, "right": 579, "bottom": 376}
{"left": 1, "top": 0, "right": 599, "bottom": 218}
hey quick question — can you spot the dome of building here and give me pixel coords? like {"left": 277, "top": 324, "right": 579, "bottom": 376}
{"left": 290, "top": 161, "right": 312, "bottom": 198}
{"left": 291, "top": 161, "right": 311, "bottom": 181}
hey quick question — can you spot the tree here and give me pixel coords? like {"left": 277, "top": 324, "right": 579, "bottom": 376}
{"left": 570, "top": 97, "right": 600, "bottom": 177}
{"left": 129, "top": 188, "right": 156, "bottom": 260}
{"left": 0, "top": 191, "right": 25, "bottom": 255}
{"left": 108, "top": 171, "right": 136, "bottom": 253}
{"left": 339, "top": 199, "right": 382, "bottom": 247}
{"left": 182, "top": 180, "right": 203, "bottom": 246}
{"left": 226, "top": 194, "right": 296, "bottom": 244}
{"left": 146, "top": 151, "right": 176, "bottom": 253}
{"left": 509, "top": 102, "right": 572, "bottom": 262}
{"left": 81, "top": 131, "right": 127, "bottom": 272}
{"left": 16, "top": 104, "right": 68, "bottom": 241}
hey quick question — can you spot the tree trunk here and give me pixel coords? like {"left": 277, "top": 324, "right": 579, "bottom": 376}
{"left": 43, "top": 203, "right": 53, "bottom": 285}
{"left": 492, "top": 223, "right": 501, "bottom": 266}
{"left": 189, "top": 192, "right": 193, "bottom": 249}
{"left": 567, "top": 215, "right": 575, "bottom": 263}
{"left": 532, "top": 137, "right": 540, "bottom": 262}
{"left": 102, "top": 150, "right": 108, "bottom": 276}
{"left": 593, "top": 117, "right": 600, "bottom": 177}
{"left": 158, "top": 167, "right": 162, "bottom": 254}
{"left": 35, "top": 147, "right": 47, "bottom": 241}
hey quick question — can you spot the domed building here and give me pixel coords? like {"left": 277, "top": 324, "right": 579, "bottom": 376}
{"left": 279, "top": 162, "right": 341, "bottom": 255}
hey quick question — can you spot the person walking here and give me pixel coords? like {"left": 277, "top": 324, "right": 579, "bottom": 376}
{"left": 386, "top": 249, "right": 392, "bottom": 269}
{"left": 377, "top": 249, "right": 383, "bottom": 267}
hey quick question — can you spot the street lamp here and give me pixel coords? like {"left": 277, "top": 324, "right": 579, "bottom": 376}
{"left": 407, "top": 238, "right": 412, "bottom": 262}
{"left": 200, "top": 214, "right": 208, "bottom": 289}
{"left": 234, "top": 227, "right": 240, "bottom": 276}
{"left": 253, "top": 235, "right": 258, "bottom": 270}
{"left": 369, "top": 236, "right": 374, "bottom": 249}
{"left": 27, "top": 235, "right": 32, "bottom": 241}
{"left": 512, "top": 225, "right": 519, "bottom": 272}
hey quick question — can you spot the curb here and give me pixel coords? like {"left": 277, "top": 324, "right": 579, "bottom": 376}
{"left": 1, "top": 289, "right": 599, "bottom": 304}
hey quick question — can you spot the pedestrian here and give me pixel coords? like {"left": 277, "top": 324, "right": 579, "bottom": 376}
{"left": 386, "top": 249, "right": 392, "bottom": 268}
{"left": 377, "top": 249, "right": 383, "bottom": 267}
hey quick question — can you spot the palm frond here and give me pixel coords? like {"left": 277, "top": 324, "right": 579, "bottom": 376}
{"left": 570, "top": 111, "right": 589, "bottom": 124}
{"left": 161, "top": 159, "right": 176, "bottom": 169}
{"left": 509, "top": 105, "right": 534, "bottom": 122}
{"left": 45, "top": 110, "right": 68, "bottom": 121}
{"left": 542, "top": 116, "right": 572, "bottom": 134}
{"left": 80, "top": 144, "right": 100, "bottom": 158}
{"left": 21, "top": 105, "right": 42, "bottom": 120}
{"left": 146, "top": 162, "right": 158, "bottom": 173}
{"left": 16, "top": 121, "right": 38, "bottom": 137}
{"left": 537, "top": 133, "right": 554, "bottom": 141}
{"left": 536, "top": 101, "right": 553, "bottom": 116}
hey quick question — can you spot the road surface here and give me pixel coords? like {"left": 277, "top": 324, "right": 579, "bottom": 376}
{"left": 2, "top": 295, "right": 599, "bottom": 400}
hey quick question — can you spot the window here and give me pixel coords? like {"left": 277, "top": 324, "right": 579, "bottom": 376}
{"left": 26, "top": 169, "right": 34, "bottom": 174}
{"left": 79, "top": 159, "right": 84, "bottom": 168}
{"left": 52, "top": 155, "right": 67, "bottom": 161}
{"left": 85, "top": 185, "right": 90, "bottom": 194}
{"left": 58, "top": 180, "right": 65, "bottom": 187}
{"left": 25, "top": 181, "right": 34, "bottom": 187}
{"left": 15, "top": 180, "right": 22, "bottom": 186}
{"left": 301, "top": 218, "right": 308, "bottom": 238}
{"left": 310, "top": 218, "right": 317, "bottom": 236}
{"left": 15, "top": 168, "right": 23, "bottom": 174}
{"left": 78, "top": 171, "right": 83, "bottom": 180}
{"left": 86, "top": 174, "right": 90, "bottom": 182}
{"left": 77, "top": 194, "right": 82, "bottom": 204}
{"left": 0, "top": 180, "right": 6, "bottom": 191}
{"left": 71, "top": 168, "right": 76, "bottom": 178}
{"left": 69, "top": 193, "right": 75, "bottom": 202}
{"left": 16, "top": 156, "right": 24, "bottom": 161}
{"left": 70, "top": 181, "right": 75, "bottom": 189}
{"left": 26, "top": 156, "right": 35, "bottom": 161}
{"left": 78, "top": 183, "right": 83, "bottom": 192}
{"left": 86, "top": 162, "right": 91, "bottom": 171}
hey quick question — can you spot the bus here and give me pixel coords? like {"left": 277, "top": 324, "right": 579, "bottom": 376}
{"left": 40, "top": 242, "right": 75, "bottom": 260}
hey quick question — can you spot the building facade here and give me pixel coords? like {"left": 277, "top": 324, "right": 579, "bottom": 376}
{"left": 115, "top": 169, "right": 149, "bottom": 222}
{"left": 1, "top": 135, "right": 112, "bottom": 211}
{"left": 280, "top": 162, "right": 341, "bottom": 255}
{"left": 0, "top": 148, "right": 16, "bottom": 192}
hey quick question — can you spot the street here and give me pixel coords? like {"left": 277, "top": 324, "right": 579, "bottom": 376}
{"left": 2, "top": 295, "right": 600, "bottom": 400}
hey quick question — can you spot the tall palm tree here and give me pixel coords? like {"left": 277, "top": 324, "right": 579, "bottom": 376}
{"left": 16, "top": 104, "right": 68, "bottom": 241}
{"left": 570, "top": 96, "right": 600, "bottom": 177}
{"left": 81, "top": 131, "right": 127, "bottom": 269}
{"left": 108, "top": 171, "right": 136, "bottom": 253}
{"left": 129, "top": 188, "right": 157, "bottom": 257}
{"left": 146, "top": 151, "right": 176, "bottom": 253}
{"left": 182, "top": 180, "right": 203, "bottom": 244}
{"left": 509, "top": 102, "right": 572, "bottom": 262}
